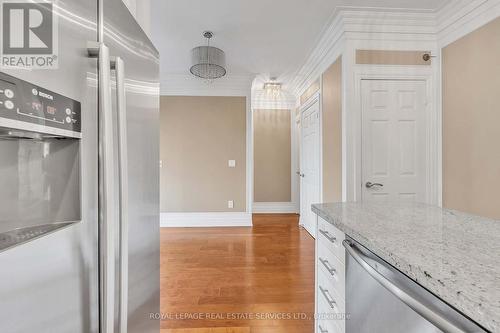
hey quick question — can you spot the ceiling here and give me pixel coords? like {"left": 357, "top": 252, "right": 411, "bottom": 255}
{"left": 152, "top": 0, "right": 451, "bottom": 87}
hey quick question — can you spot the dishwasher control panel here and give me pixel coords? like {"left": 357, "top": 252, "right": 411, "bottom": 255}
{"left": 0, "top": 72, "right": 81, "bottom": 137}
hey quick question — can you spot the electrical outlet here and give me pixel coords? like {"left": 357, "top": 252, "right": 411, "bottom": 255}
{"left": 228, "top": 200, "right": 234, "bottom": 209}
{"left": 228, "top": 160, "right": 236, "bottom": 168}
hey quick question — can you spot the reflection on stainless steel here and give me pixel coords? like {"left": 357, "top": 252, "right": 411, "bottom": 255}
{"left": 104, "top": 25, "right": 158, "bottom": 61}
{"left": 113, "top": 56, "right": 129, "bottom": 333}
{"left": 95, "top": 42, "right": 116, "bottom": 333}
{"left": 0, "top": 0, "right": 99, "bottom": 332}
{"left": 104, "top": 0, "right": 160, "bottom": 331}
{"left": 52, "top": 0, "right": 97, "bottom": 32}
{"left": 0, "top": 138, "right": 81, "bottom": 234}
{"left": 0, "top": 222, "right": 78, "bottom": 252}
{"left": 124, "top": 79, "right": 160, "bottom": 95}
{"left": 0, "top": 129, "right": 43, "bottom": 140}
{"left": 344, "top": 237, "right": 488, "bottom": 333}
{"left": 0, "top": 0, "right": 159, "bottom": 332}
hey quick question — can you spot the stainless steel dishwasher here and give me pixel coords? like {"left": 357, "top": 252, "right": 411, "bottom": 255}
{"left": 343, "top": 237, "right": 489, "bottom": 333}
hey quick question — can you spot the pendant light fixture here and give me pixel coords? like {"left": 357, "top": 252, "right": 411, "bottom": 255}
{"left": 190, "top": 31, "right": 227, "bottom": 80}
{"left": 264, "top": 78, "right": 282, "bottom": 99}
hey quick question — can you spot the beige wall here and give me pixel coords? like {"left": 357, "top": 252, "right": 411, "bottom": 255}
{"left": 356, "top": 50, "right": 431, "bottom": 66}
{"left": 321, "top": 57, "right": 343, "bottom": 202}
{"left": 442, "top": 17, "right": 500, "bottom": 220}
{"left": 160, "top": 96, "right": 247, "bottom": 212}
{"left": 253, "top": 109, "right": 291, "bottom": 202}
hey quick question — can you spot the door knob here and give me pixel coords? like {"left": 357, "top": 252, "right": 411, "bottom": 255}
{"left": 297, "top": 171, "right": 305, "bottom": 178}
{"left": 365, "top": 182, "right": 383, "bottom": 188}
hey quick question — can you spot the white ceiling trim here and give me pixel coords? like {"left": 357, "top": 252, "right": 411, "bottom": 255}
{"left": 289, "top": 1, "right": 500, "bottom": 98}
{"left": 288, "top": 7, "right": 440, "bottom": 97}
{"left": 340, "top": 9, "right": 437, "bottom": 34}
{"left": 158, "top": 1, "right": 500, "bottom": 99}
{"left": 288, "top": 11, "right": 346, "bottom": 99}
{"left": 437, "top": 0, "right": 500, "bottom": 46}
{"left": 160, "top": 73, "right": 254, "bottom": 96}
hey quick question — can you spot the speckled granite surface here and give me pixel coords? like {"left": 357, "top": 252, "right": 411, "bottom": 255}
{"left": 312, "top": 202, "right": 500, "bottom": 332}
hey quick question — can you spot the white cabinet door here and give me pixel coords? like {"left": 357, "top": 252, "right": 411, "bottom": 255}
{"left": 300, "top": 99, "right": 321, "bottom": 236}
{"left": 361, "top": 80, "right": 427, "bottom": 202}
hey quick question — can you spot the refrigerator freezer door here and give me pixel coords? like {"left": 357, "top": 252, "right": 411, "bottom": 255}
{"left": 0, "top": 1, "right": 99, "bottom": 332}
{"left": 102, "top": 1, "right": 160, "bottom": 332}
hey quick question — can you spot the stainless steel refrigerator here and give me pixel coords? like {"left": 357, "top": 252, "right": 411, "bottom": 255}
{"left": 0, "top": 0, "right": 160, "bottom": 332}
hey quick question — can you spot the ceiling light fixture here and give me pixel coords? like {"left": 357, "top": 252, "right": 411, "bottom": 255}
{"left": 190, "top": 31, "right": 227, "bottom": 81}
{"left": 264, "top": 78, "right": 282, "bottom": 98}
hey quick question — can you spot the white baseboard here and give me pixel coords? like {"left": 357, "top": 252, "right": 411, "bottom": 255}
{"left": 252, "top": 202, "right": 299, "bottom": 214}
{"left": 160, "top": 212, "right": 252, "bottom": 227}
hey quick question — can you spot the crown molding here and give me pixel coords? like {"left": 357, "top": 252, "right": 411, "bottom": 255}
{"left": 161, "top": 2, "right": 500, "bottom": 99}
{"left": 288, "top": 7, "right": 442, "bottom": 98}
{"left": 160, "top": 73, "right": 254, "bottom": 96}
{"left": 340, "top": 9, "right": 437, "bottom": 34}
{"left": 289, "top": 1, "right": 500, "bottom": 98}
{"left": 288, "top": 11, "right": 345, "bottom": 99}
{"left": 437, "top": 0, "right": 500, "bottom": 47}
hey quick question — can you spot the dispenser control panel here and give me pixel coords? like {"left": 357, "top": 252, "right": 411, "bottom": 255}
{"left": 0, "top": 72, "right": 81, "bottom": 137}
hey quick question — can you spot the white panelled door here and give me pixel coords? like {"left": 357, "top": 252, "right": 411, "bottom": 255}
{"left": 361, "top": 80, "right": 427, "bottom": 202}
{"left": 300, "top": 99, "right": 321, "bottom": 236}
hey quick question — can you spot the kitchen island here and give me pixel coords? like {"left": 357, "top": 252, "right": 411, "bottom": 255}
{"left": 312, "top": 202, "right": 500, "bottom": 332}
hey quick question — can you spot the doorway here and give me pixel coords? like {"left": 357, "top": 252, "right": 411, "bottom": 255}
{"left": 361, "top": 79, "right": 428, "bottom": 202}
{"left": 299, "top": 98, "right": 321, "bottom": 236}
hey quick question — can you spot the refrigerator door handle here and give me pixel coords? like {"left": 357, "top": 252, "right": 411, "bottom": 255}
{"left": 112, "top": 56, "right": 129, "bottom": 333}
{"left": 88, "top": 42, "right": 116, "bottom": 333}
{"left": 343, "top": 240, "right": 467, "bottom": 333}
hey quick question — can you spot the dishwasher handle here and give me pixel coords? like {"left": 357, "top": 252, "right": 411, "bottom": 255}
{"left": 343, "top": 239, "right": 468, "bottom": 333}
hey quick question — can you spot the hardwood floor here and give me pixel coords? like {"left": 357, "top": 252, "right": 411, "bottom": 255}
{"left": 160, "top": 214, "right": 315, "bottom": 333}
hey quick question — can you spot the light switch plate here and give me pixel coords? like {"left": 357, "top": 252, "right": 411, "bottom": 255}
{"left": 228, "top": 200, "right": 234, "bottom": 209}
{"left": 228, "top": 160, "right": 236, "bottom": 168}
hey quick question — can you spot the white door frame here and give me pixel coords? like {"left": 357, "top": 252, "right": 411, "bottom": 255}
{"left": 291, "top": 109, "right": 301, "bottom": 213}
{"left": 298, "top": 92, "right": 322, "bottom": 232}
{"left": 348, "top": 65, "right": 441, "bottom": 205}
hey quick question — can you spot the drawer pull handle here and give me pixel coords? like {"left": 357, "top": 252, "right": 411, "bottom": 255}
{"left": 319, "top": 257, "right": 337, "bottom": 277}
{"left": 319, "top": 286, "right": 337, "bottom": 310}
{"left": 319, "top": 229, "right": 336, "bottom": 244}
{"left": 318, "top": 325, "right": 329, "bottom": 333}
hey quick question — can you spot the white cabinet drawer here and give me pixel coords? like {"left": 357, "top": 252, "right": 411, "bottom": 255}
{"left": 317, "top": 217, "right": 345, "bottom": 263}
{"left": 317, "top": 281, "right": 345, "bottom": 333}
{"left": 318, "top": 240, "right": 345, "bottom": 300}
{"left": 317, "top": 320, "right": 331, "bottom": 333}
{"left": 318, "top": 266, "right": 345, "bottom": 314}
{"left": 318, "top": 319, "right": 344, "bottom": 333}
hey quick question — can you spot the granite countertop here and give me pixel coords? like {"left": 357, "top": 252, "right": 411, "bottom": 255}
{"left": 312, "top": 202, "right": 500, "bottom": 332}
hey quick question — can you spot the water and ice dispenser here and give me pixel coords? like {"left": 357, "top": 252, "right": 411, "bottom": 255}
{"left": 0, "top": 72, "right": 82, "bottom": 252}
